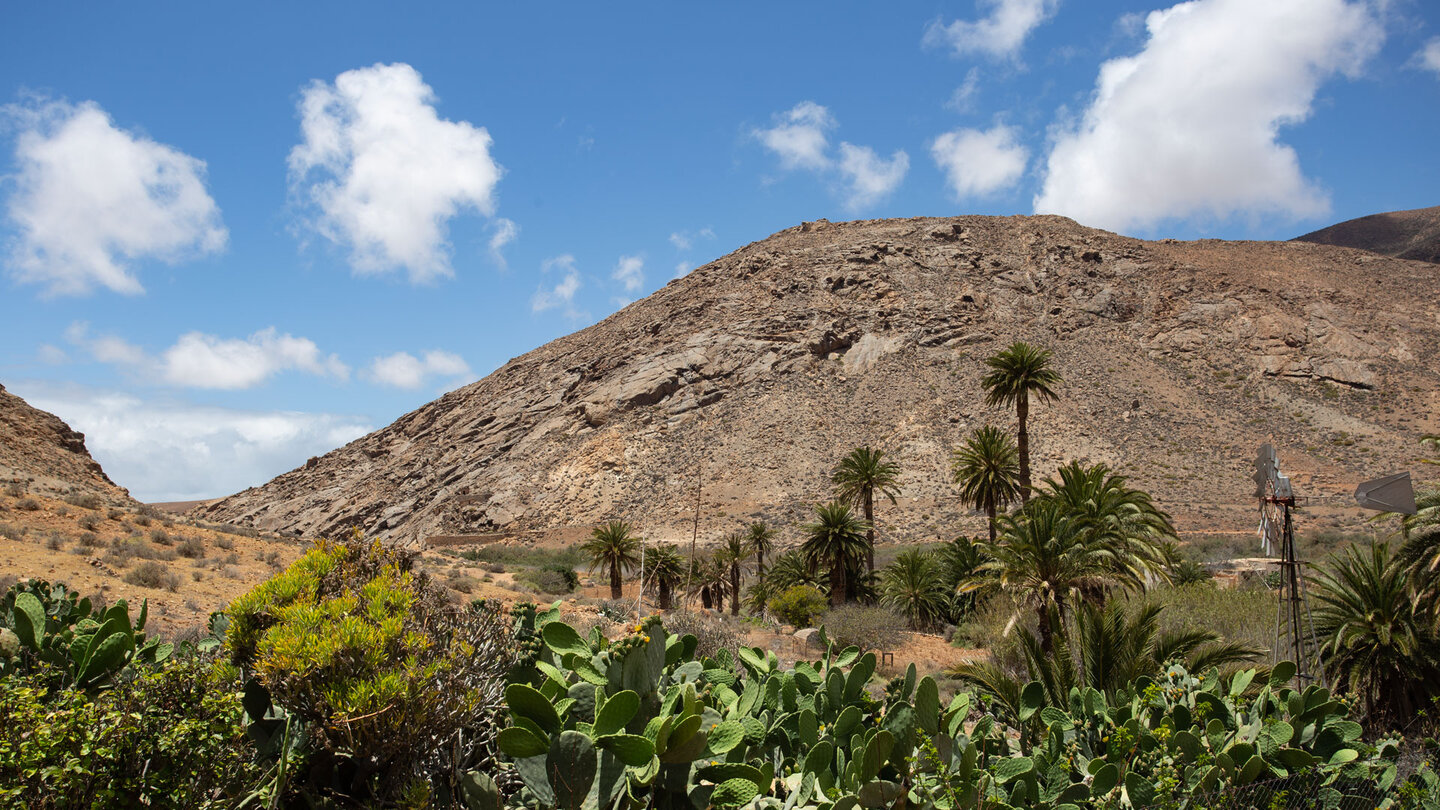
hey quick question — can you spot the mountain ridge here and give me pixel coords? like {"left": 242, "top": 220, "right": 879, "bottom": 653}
{"left": 197, "top": 214, "right": 1440, "bottom": 548}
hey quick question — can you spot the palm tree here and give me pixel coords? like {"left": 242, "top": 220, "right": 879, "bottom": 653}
{"left": 1033, "top": 461, "right": 1174, "bottom": 591}
{"left": 581, "top": 520, "right": 642, "bottom": 600}
{"left": 800, "top": 501, "right": 870, "bottom": 608}
{"left": 690, "top": 551, "right": 731, "bottom": 612}
{"left": 831, "top": 446, "right": 901, "bottom": 574}
{"left": 939, "top": 536, "right": 991, "bottom": 621}
{"left": 723, "top": 532, "right": 748, "bottom": 616}
{"left": 642, "top": 545, "right": 687, "bottom": 610}
{"left": 981, "top": 342, "right": 1061, "bottom": 501}
{"left": 975, "top": 502, "right": 1117, "bottom": 654}
{"left": 747, "top": 521, "right": 775, "bottom": 579}
{"left": 1311, "top": 541, "right": 1440, "bottom": 729}
{"left": 879, "top": 549, "right": 954, "bottom": 630}
{"left": 1395, "top": 483, "right": 1440, "bottom": 633}
{"left": 953, "top": 600, "right": 1261, "bottom": 715}
{"left": 952, "top": 426, "right": 1021, "bottom": 544}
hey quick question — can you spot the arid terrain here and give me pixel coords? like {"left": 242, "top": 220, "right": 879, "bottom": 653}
{"left": 192, "top": 214, "right": 1440, "bottom": 553}
{"left": 1294, "top": 204, "right": 1440, "bottom": 264}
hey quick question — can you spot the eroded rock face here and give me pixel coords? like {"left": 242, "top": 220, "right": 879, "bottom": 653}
{"left": 197, "top": 215, "right": 1440, "bottom": 547}
{"left": 0, "top": 383, "right": 133, "bottom": 503}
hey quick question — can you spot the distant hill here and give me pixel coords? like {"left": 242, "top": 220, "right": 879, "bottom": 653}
{"left": 0, "top": 382, "right": 134, "bottom": 504}
{"left": 199, "top": 214, "right": 1440, "bottom": 548}
{"left": 1293, "top": 205, "right": 1440, "bottom": 264}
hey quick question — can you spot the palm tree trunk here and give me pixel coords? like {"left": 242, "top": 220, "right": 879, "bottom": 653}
{"left": 1017, "top": 395, "right": 1032, "bottom": 502}
{"left": 658, "top": 579, "right": 672, "bottom": 610}
{"left": 701, "top": 584, "right": 712, "bottom": 610}
{"left": 864, "top": 490, "right": 875, "bottom": 573}
{"left": 986, "top": 499, "right": 997, "bottom": 545}
{"left": 756, "top": 549, "right": 765, "bottom": 579}
{"left": 730, "top": 563, "right": 740, "bottom": 616}
{"left": 830, "top": 560, "right": 847, "bottom": 608}
{"left": 1036, "top": 601, "right": 1053, "bottom": 655}
{"left": 610, "top": 564, "right": 622, "bottom": 600}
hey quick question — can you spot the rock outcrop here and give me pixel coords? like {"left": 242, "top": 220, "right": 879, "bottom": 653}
{"left": 0, "top": 383, "right": 134, "bottom": 503}
{"left": 198, "top": 215, "right": 1440, "bottom": 547}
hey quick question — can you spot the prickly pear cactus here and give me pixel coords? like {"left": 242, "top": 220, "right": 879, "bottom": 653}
{"left": 0, "top": 627, "right": 18, "bottom": 658}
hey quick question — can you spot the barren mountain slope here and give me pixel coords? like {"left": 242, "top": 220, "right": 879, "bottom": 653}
{"left": 199, "top": 215, "right": 1440, "bottom": 547}
{"left": 0, "top": 382, "right": 134, "bottom": 504}
{"left": 1293, "top": 205, "right": 1440, "bottom": 264}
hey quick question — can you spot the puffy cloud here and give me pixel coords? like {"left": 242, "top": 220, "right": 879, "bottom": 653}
{"left": 1034, "top": 0, "right": 1383, "bottom": 234}
{"left": 754, "top": 103, "right": 908, "bottom": 209}
{"left": 836, "top": 144, "right": 910, "bottom": 210}
{"left": 753, "top": 101, "right": 835, "bottom": 171}
{"left": 1418, "top": 37, "right": 1440, "bottom": 76}
{"left": 531, "top": 254, "right": 582, "bottom": 317}
{"left": 66, "top": 322, "right": 348, "bottom": 390}
{"left": 2, "top": 96, "right": 226, "bottom": 296}
{"left": 487, "top": 217, "right": 519, "bottom": 269}
{"left": 366, "top": 350, "right": 472, "bottom": 390}
{"left": 14, "top": 382, "right": 371, "bottom": 502}
{"left": 931, "top": 125, "right": 1029, "bottom": 198}
{"left": 611, "top": 254, "right": 644, "bottom": 293}
{"left": 162, "top": 329, "right": 349, "bottom": 389}
{"left": 289, "top": 62, "right": 503, "bottom": 282}
{"left": 924, "top": 0, "right": 1059, "bottom": 60}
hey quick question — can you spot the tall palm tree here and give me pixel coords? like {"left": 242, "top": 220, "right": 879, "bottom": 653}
{"left": 800, "top": 501, "right": 871, "bottom": 608}
{"left": 642, "top": 544, "right": 687, "bottom": 610}
{"left": 1311, "top": 541, "right": 1440, "bottom": 728}
{"left": 879, "top": 549, "right": 954, "bottom": 630}
{"left": 831, "top": 446, "right": 901, "bottom": 574}
{"left": 690, "top": 551, "right": 731, "bottom": 612}
{"left": 975, "top": 502, "right": 1118, "bottom": 654}
{"left": 952, "top": 426, "right": 1022, "bottom": 544}
{"left": 723, "top": 532, "right": 748, "bottom": 616}
{"left": 981, "top": 342, "right": 1061, "bottom": 502}
{"left": 582, "top": 521, "right": 643, "bottom": 600}
{"left": 747, "top": 521, "right": 775, "bottom": 579}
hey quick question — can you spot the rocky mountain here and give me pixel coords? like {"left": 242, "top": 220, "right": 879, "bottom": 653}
{"left": 1293, "top": 205, "right": 1440, "bottom": 264}
{"left": 199, "top": 215, "right": 1440, "bottom": 548}
{"left": 0, "top": 383, "right": 133, "bottom": 503}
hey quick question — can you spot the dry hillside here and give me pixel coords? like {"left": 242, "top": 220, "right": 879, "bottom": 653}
{"left": 1, "top": 382, "right": 134, "bottom": 505}
{"left": 198, "top": 214, "right": 1440, "bottom": 550}
{"left": 1294, "top": 204, "right": 1440, "bottom": 264}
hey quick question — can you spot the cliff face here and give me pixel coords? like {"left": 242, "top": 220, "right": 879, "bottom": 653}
{"left": 1294, "top": 205, "right": 1440, "bottom": 264}
{"left": 0, "top": 383, "right": 133, "bottom": 503}
{"left": 199, "top": 215, "right": 1440, "bottom": 547}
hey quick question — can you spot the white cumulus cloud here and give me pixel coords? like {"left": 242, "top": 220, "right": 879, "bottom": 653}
{"left": 2, "top": 96, "right": 226, "bottom": 296}
{"left": 754, "top": 102, "right": 908, "bottom": 210}
{"left": 924, "top": 0, "right": 1060, "bottom": 60}
{"left": 66, "top": 322, "right": 348, "bottom": 390}
{"left": 366, "top": 350, "right": 472, "bottom": 390}
{"left": 612, "top": 254, "right": 644, "bottom": 293}
{"left": 289, "top": 62, "right": 503, "bottom": 282}
{"left": 753, "top": 101, "right": 835, "bottom": 171}
{"left": 488, "top": 217, "right": 519, "bottom": 269}
{"left": 1033, "top": 0, "right": 1383, "bottom": 234}
{"left": 836, "top": 144, "right": 910, "bottom": 210}
{"left": 931, "top": 125, "right": 1029, "bottom": 198}
{"left": 14, "top": 381, "right": 372, "bottom": 502}
{"left": 1418, "top": 37, "right": 1440, "bottom": 76}
{"left": 532, "top": 254, "right": 582, "bottom": 317}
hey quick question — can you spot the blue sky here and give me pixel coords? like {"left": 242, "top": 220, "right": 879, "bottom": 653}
{"left": 2, "top": 1, "right": 1436, "bottom": 501}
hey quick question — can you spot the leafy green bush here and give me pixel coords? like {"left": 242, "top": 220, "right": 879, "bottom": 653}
{"left": 1, "top": 579, "right": 171, "bottom": 689}
{"left": 821, "top": 603, "right": 906, "bottom": 652}
{"left": 0, "top": 655, "right": 260, "bottom": 809}
{"left": 226, "top": 535, "right": 517, "bottom": 807}
{"left": 767, "top": 583, "right": 828, "bottom": 627}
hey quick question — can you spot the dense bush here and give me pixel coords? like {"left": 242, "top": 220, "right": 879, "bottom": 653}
{"left": 514, "top": 563, "right": 578, "bottom": 594}
{"left": 822, "top": 603, "right": 906, "bottom": 652}
{"left": 226, "top": 535, "right": 517, "bottom": 807}
{"left": 125, "top": 560, "right": 181, "bottom": 591}
{"left": 0, "top": 655, "right": 259, "bottom": 809}
{"left": 767, "top": 583, "right": 828, "bottom": 627}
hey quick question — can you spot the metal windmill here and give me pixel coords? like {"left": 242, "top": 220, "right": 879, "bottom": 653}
{"left": 1252, "top": 444, "right": 1325, "bottom": 685}
{"left": 1253, "top": 443, "right": 1419, "bottom": 686}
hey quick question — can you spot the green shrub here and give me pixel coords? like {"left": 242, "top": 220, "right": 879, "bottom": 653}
{"left": 225, "top": 535, "right": 517, "bottom": 807}
{"left": 515, "top": 564, "right": 578, "bottom": 594}
{"left": 767, "top": 583, "right": 828, "bottom": 627}
{"left": 821, "top": 604, "right": 907, "bottom": 652}
{"left": 0, "top": 655, "right": 260, "bottom": 808}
